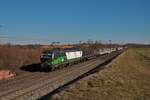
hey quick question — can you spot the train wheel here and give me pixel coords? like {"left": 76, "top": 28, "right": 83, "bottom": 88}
{"left": 50, "top": 66, "right": 55, "bottom": 71}
{"left": 41, "top": 63, "right": 46, "bottom": 71}
{"left": 64, "top": 63, "right": 68, "bottom": 67}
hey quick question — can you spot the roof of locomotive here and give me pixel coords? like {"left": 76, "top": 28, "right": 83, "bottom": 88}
{"left": 42, "top": 50, "right": 52, "bottom": 54}
{"left": 64, "top": 48, "right": 81, "bottom": 52}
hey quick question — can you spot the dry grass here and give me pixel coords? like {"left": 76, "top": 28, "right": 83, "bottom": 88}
{"left": 52, "top": 48, "right": 150, "bottom": 100}
{"left": 0, "top": 45, "right": 42, "bottom": 72}
{"left": 0, "top": 44, "right": 74, "bottom": 74}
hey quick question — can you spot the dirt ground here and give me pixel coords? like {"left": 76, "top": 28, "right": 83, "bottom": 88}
{"left": 51, "top": 48, "right": 150, "bottom": 100}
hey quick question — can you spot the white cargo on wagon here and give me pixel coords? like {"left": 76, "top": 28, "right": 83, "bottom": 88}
{"left": 65, "top": 50, "right": 83, "bottom": 60}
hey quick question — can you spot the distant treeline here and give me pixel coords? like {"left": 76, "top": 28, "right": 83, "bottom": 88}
{"left": 0, "top": 41, "right": 149, "bottom": 49}
{"left": 125, "top": 43, "right": 150, "bottom": 48}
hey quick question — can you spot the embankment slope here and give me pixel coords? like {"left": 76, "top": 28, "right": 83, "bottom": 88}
{"left": 52, "top": 48, "right": 150, "bottom": 100}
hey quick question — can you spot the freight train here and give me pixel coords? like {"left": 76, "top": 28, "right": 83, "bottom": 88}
{"left": 40, "top": 47, "right": 123, "bottom": 71}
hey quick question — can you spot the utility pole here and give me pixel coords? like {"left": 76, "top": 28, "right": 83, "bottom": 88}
{"left": 109, "top": 40, "right": 112, "bottom": 51}
{"left": 0, "top": 25, "right": 3, "bottom": 44}
{"left": 109, "top": 40, "right": 111, "bottom": 46}
{"left": 51, "top": 42, "right": 60, "bottom": 49}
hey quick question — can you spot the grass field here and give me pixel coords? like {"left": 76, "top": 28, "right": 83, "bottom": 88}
{"left": 52, "top": 48, "right": 150, "bottom": 100}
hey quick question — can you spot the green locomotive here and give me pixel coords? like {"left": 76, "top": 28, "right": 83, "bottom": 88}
{"left": 40, "top": 48, "right": 83, "bottom": 71}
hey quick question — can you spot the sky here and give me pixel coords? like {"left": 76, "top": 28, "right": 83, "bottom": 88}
{"left": 0, "top": 0, "right": 150, "bottom": 44}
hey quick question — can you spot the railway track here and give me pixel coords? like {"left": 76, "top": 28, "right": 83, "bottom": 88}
{"left": 0, "top": 51, "right": 123, "bottom": 100}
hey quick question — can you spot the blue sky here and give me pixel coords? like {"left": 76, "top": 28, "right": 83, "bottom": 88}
{"left": 0, "top": 0, "right": 150, "bottom": 44}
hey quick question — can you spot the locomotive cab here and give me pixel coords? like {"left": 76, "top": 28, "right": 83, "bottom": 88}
{"left": 40, "top": 49, "right": 65, "bottom": 71}
{"left": 40, "top": 50, "right": 54, "bottom": 64}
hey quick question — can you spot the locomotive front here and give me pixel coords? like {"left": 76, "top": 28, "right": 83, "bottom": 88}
{"left": 40, "top": 50, "right": 54, "bottom": 70}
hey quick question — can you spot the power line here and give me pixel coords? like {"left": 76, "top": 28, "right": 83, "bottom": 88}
{"left": 0, "top": 35, "right": 70, "bottom": 44}
{"left": 0, "top": 35, "right": 51, "bottom": 41}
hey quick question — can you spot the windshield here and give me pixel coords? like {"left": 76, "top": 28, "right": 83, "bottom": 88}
{"left": 41, "top": 51, "right": 53, "bottom": 58}
{"left": 43, "top": 50, "right": 52, "bottom": 54}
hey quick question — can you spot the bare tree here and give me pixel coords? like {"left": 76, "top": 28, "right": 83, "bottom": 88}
{"left": 87, "top": 39, "right": 93, "bottom": 44}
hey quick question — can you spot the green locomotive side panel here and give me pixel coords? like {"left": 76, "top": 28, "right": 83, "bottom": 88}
{"left": 52, "top": 56, "right": 67, "bottom": 65}
{"left": 51, "top": 56, "right": 81, "bottom": 65}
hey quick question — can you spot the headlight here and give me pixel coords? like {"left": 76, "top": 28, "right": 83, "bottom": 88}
{"left": 40, "top": 55, "right": 43, "bottom": 58}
